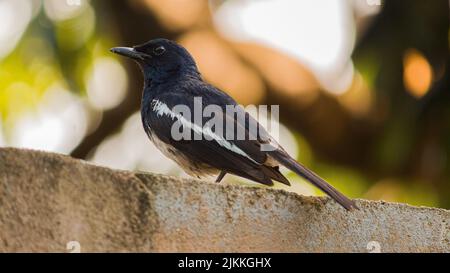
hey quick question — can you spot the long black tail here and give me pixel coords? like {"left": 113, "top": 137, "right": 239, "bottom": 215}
{"left": 270, "top": 151, "right": 357, "bottom": 210}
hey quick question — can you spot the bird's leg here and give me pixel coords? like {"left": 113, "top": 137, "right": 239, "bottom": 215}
{"left": 215, "top": 171, "right": 227, "bottom": 183}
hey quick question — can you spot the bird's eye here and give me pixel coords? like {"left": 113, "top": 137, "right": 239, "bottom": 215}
{"left": 153, "top": 46, "right": 166, "bottom": 56}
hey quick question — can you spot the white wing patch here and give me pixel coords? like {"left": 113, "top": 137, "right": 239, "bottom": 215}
{"left": 152, "top": 99, "right": 259, "bottom": 164}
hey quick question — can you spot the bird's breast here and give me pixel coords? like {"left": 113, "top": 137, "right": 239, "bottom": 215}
{"left": 146, "top": 130, "right": 218, "bottom": 179}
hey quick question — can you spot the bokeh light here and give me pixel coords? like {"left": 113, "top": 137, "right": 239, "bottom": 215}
{"left": 0, "top": 0, "right": 34, "bottom": 59}
{"left": 10, "top": 86, "right": 89, "bottom": 153}
{"left": 43, "top": 0, "right": 89, "bottom": 22}
{"left": 179, "top": 30, "right": 266, "bottom": 105}
{"left": 143, "top": 0, "right": 209, "bottom": 31}
{"left": 85, "top": 57, "right": 128, "bottom": 110}
{"left": 212, "top": 0, "right": 356, "bottom": 94}
{"left": 403, "top": 49, "right": 433, "bottom": 98}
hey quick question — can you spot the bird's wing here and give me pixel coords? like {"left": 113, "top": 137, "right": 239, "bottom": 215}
{"left": 190, "top": 83, "right": 282, "bottom": 156}
{"left": 144, "top": 89, "right": 288, "bottom": 185}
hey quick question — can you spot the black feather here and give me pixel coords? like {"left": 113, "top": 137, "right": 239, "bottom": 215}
{"left": 268, "top": 150, "right": 358, "bottom": 210}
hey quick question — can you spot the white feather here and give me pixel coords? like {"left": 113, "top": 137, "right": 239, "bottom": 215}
{"left": 152, "top": 99, "right": 259, "bottom": 164}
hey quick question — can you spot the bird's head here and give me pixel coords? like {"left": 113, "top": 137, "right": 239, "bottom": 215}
{"left": 110, "top": 38, "right": 199, "bottom": 81}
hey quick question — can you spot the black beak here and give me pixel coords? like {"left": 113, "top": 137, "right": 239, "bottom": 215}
{"left": 110, "top": 47, "right": 151, "bottom": 60}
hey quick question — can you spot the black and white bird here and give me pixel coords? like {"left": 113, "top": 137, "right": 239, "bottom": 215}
{"left": 111, "top": 38, "right": 357, "bottom": 210}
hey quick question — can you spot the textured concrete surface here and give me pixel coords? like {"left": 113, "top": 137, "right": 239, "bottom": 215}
{"left": 0, "top": 148, "right": 448, "bottom": 252}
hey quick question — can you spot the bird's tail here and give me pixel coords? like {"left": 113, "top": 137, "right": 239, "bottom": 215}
{"left": 269, "top": 151, "right": 358, "bottom": 210}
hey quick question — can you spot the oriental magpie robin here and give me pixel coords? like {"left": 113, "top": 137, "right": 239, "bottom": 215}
{"left": 111, "top": 38, "right": 357, "bottom": 210}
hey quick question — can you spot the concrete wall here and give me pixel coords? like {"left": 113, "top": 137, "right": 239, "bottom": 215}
{"left": 0, "top": 148, "right": 448, "bottom": 252}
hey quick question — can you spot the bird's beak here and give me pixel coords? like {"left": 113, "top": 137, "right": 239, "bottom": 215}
{"left": 110, "top": 47, "right": 151, "bottom": 61}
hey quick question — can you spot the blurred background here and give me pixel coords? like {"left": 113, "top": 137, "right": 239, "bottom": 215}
{"left": 0, "top": 0, "right": 449, "bottom": 208}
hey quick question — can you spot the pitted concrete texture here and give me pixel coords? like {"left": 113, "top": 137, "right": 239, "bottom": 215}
{"left": 0, "top": 148, "right": 448, "bottom": 252}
